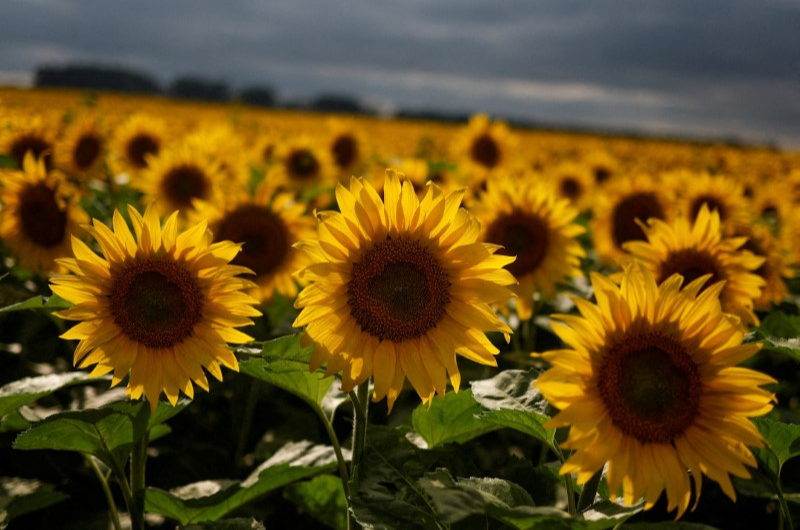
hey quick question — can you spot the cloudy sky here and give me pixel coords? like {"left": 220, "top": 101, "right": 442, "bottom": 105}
{"left": 3, "top": 0, "right": 799, "bottom": 146}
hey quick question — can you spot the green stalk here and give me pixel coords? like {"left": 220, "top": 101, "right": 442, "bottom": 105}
{"left": 348, "top": 382, "right": 371, "bottom": 530}
{"left": 312, "top": 405, "right": 351, "bottom": 524}
{"left": 129, "top": 408, "right": 151, "bottom": 530}
{"left": 85, "top": 455, "right": 122, "bottom": 530}
{"left": 553, "top": 440, "right": 577, "bottom": 516}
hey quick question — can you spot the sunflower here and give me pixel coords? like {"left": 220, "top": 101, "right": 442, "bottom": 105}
{"left": 0, "top": 154, "right": 88, "bottom": 274}
{"left": 451, "top": 114, "right": 517, "bottom": 180}
{"left": 535, "top": 263, "right": 775, "bottom": 517}
{"left": 591, "top": 174, "right": 672, "bottom": 265}
{"left": 547, "top": 162, "right": 594, "bottom": 211}
{"left": 475, "top": 176, "right": 585, "bottom": 319}
{"left": 193, "top": 181, "right": 316, "bottom": 302}
{"left": 749, "top": 184, "right": 791, "bottom": 235}
{"left": 582, "top": 148, "right": 619, "bottom": 187}
{"left": 50, "top": 204, "right": 261, "bottom": 411}
{"left": 55, "top": 114, "right": 106, "bottom": 179}
{"left": 326, "top": 119, "right": 366, "bottom": 176}
{"left": 0, "top": 115, "right": 56, "bottom": 171}
{"left": 111, "top": 114, "right": 167, "bottom": 174}
{"left": 624, "top": 205, "right": 765, "bottom": 326}
{"left": 676, "top": 171, "right": 751, "bottom": 231}
{"left": 183, "top": 123, "right": 249, "bottom": 193}
{"left": 270, "top": 136, "right": 336, "bottom": 192}
{"left": 135, "top": 145, "right": 224, "bottom": 222}
{"left": 293, "top": 170, "right": 516, "bottom": 410}
{"left": 733, "top": 224, "right": 792, "bottom": 310}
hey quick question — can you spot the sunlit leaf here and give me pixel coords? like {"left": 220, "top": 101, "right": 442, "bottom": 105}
{"left": 0, "top": 294, "right": 72, "bottom": 313}
{"left": 411, "top": 390, "right": 498, "bottom": 448}
{"left": 238, "top": 334, "right": 334, "bottom": 409}
{"left": 145, "top": 441, "right": 338, "bottom": 524}
{"left": 0, "top": 373, "right": 96, "bottom": 418}
{"left": 753, "top": 417, "right": 800, "bottom": 475}
{"left": 284, "top": 474, "right": 347, "bottom": 530}
{"left": 0, "top": 477, "right": 69, "bottom": 527}
{"left": 13, "top": 400, "right": 188, "bottom": 469}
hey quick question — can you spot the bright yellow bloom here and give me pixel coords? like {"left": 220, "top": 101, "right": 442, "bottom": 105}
{"left": 135, "top": 144, "right": 224, "bottom": 222}
{"left": 0, "top": 154, "right": 88, "bottom": 274}
{"left": 293, "top": 171, "right": 516, "bottom": 410}
{"left": 624, "top": 205, "right": 764, "bottom": 326}
{"left": 110, "top": 113, "right": 167, "bottom": 174}
{"left": 194, "top": 181, "right": 316, "bottom": 302}
{"left": 55, "top": 114, "right": 106, "bottom": 179}
{"left": 591, "top": 173, "right": 672, "bottom": 265}
{"left": 475, "top": 176, "right": 585, "bottom": 319}
{"left": 536, "top": 264, "right": 775, "bottom": 517}
{"left": 50, "top": 205, "right": 261, "bottom": 411}
{"left": 451, "top": 114, "right": 517, "bottom": 181}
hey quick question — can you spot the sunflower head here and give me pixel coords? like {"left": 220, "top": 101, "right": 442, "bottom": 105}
{"left": 135, "top": 144, "right": 224, "bottom": 221}
{"left": 1, "top": 115, "right": 56, "bottom": 171}
{"left": 451, "top": 114, "right": 517, "bottom": 179}
{"left": 194, "top": 180, "right": 316, "bottom": 302}
{"left": 591, "top": 173, "right": 672, "bottom": 264}
{"left": 536, "top": 263, "right": 775, "bottom": 517}
{"left": 547, "top": 162, "right": 594, "bottom": 211}
{"left": 326, "top": 119, "right": 365, "bottom": 174}
{"left": 0, "top": 153, "right": 88, "bottom": 274}
{"left": 624, "top": 205, "right": 765, "bottom": 326}
{"left": 272, "top": 137, "right": 336, "bottom": 191}
{"left": 293, "top": 170, "right": 516, "bottom": 410}
{"left": 475, "top": 176, "right": 585, "bottom": 319}
{"left": 111, "top": 114, "right": 167, "bottom": 173}
{"left": 55, "top": 114, "right": 106, "bottom": 178}
{"left": 50, "top": 204, "right": 261, "bottom": 411}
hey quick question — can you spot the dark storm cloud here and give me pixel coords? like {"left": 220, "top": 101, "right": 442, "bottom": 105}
{"left": 2, "top": 0, "right": 798, "bottom": 145}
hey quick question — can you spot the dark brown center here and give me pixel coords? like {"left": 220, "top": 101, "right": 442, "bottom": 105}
{"left": 611, "top": 192, "right": 665, "bottom": 249}
{"left": 470, "top": 134, "right": 500, "bottom": 169}
{"left": 126, "top": 134, "right": 159, "bottom": 169}
{"left": 485, "top": 211, "right": 549, "bottom": 277}
{"left": 110, "top": 259, "right": 203, "bottom": 348}
{"left": 288, "top": 149, "right": 320, "bottom": 181}
{"left": 348, "top": 238, "right": 450, "bottom": 342}
{"left": 11, "top": 134, "right": 53, "bottom": 171}
{"left": 594, "top": 167, "right": 611, "bottom": 184}
{"left": 658, "top": 249, "right": 722, "bottom": 292}
{"left": 161, "top": 164, "right": 210, "bottom": 209}
{"left": 560, "top": 177, "right": 582, "bottom": 201}
{"left": 215, "top": 205, "right": 289, "bottom": 277}
{"left": 598, "top": 331, "right": 701, "bottom": 443}
{"left": 689, "top": 195, "right": 726, "bottom": 222}
{"left": 331, "top": 135, "right": 358, "bottom": 169}
{"left": 73, "top": 134, "right": 102, "bottom": 171}
{"left": 17, "top": 183, "right": 67, "bottom": 248}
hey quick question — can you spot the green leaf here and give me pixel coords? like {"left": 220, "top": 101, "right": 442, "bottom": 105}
{"left": 470, "top": 369, "right": 555, "bottom": 449}
{"left": 284, "top": 475, "right": 347, "bottom": 530}
{"left": 348, "top": 426, "right": 443, "bottom": 530}
{"left": 238, "top": 334, "right": 334, "bottom": 409}
{"left": 0, "top": 477, "right": 69, "bottom": 527}
{"left": 0, "top": 294, "right": 72, "bottom": 313}
{"left": 145, "top": 440, "right": 338, "bottom": 524}
{"left": 418, "top": 468, "right": 569, "bottom": 528}
{"left": 758, "top": 312, "right": 800, "bottom": 339}
{"left": 624, "top": 524, "right": 722, "bottom": 530}
{"left": 0, "top": 373, "right": 95, "bottom": 418}
{"left": 746, "top": 329, "right": 800, "bottom": 363}
{"left": 753, "top": 417, "right": 800, "bottom": 475}
{"left": 411, "top": 390, "right": 498, "bottom": 448}
{"left": 321, "top": 379, "right": 350, "bottom": 422}
{"left": 0, "top": 154, "right": 17, "bottom": 169}
{"left": 13, "top": 400, "right": 188, "bottom": 469}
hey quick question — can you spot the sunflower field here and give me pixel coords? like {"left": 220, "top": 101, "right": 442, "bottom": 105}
{"left": 0, "top": 87, "right": 799, "bottom": 530}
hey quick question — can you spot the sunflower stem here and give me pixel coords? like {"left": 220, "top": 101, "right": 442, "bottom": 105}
{"left": 312, "top": 404, "right": 351, "bottom": 521}
{"left": 348, "top": 381, "right": 370, "bottom": 530}
{"left": 774, "top": 474, "right": 794, "bottom": 530}
{"left": 86, "top": 455, "right": 122, "bottom": 530}
{"left": 129, "top": 409, "right": 150, "bottom": 530}
{"left": 577, "top": 469, "right": 602, "bottom": 512}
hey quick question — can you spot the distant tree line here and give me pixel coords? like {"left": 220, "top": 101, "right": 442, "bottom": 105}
{"left": 33, "top": 64, "right": 375, "bottom": 114}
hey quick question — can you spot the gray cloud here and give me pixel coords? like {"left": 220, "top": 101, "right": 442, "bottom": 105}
{"left": 2, "top": 0, "right": 798, "bottom": 145}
